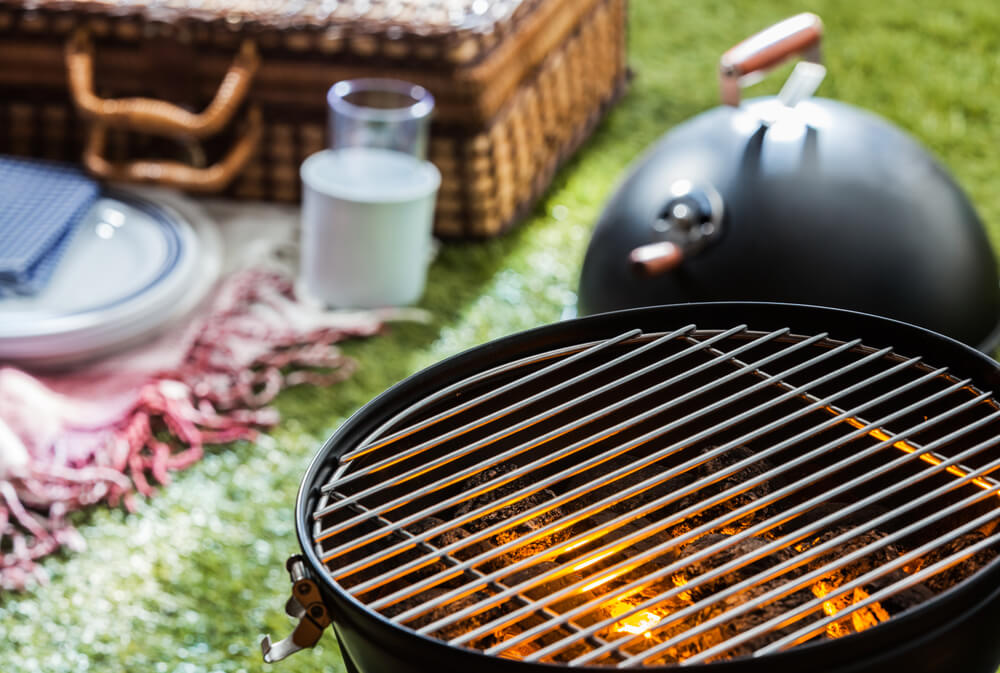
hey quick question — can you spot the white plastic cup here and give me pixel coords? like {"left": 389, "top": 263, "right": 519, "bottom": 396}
{"left": 300, "top": 148, "right": 441, "bottom": 308}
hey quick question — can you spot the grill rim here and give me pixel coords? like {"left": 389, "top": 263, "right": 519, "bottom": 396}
{"left": 293, "top": 302, "right": 1000, "bottom": 672}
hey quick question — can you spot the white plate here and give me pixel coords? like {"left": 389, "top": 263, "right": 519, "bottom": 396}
{"left": 0, "top": 190, "right": 220, "bottom": 367}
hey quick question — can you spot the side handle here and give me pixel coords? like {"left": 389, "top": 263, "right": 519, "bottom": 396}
{"left": 261, "top": 555, "right": 333, "bottom": 663}
{"left": 66, "top": 28, "right": 259, "bottom": 139}
{"left": 82, "top": 107, "right": 262, "bottom": 193}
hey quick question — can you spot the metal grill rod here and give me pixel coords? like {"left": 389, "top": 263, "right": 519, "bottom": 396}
{"left": 346, "top": 334, "right": 648, "bottom": 461}
{"left": 677, "top": 503, "right": 1000, "bottom": 666}
{"left": 557, "top": 430, "right": 1000, "bottom": 665}
{"left": 331, "top": 328, "right": 656, "bottom": 481}
{"left": 502, "top": 411, "right": 1000, "bottom": 661}
{"left": 314, "top": 327, "right": 802, "bottom": 545}
{"left": 352, "top": 340, "right": 900, "bottom": 604}
{"left": 329, "top": 335, "right": 878, "bottom": 580}
{"left": 751, "top": 529, "right": 1000, "bottom": 659}
{"left": 411, "top": 380, "right": 980, "bottom": 636}
{"left": 443, "top": 385, "right": 986, "bottom": 646}
{"left": 367, "top": 357, "right": 944, "bottom": 617}
{"left": 710, "top": 343, "right": 1000, "bottom": 494}
{"left": 315, "top": 325, "right": 759, "bottom": 520}
{"left": 348, "top": 492, "right": 618, "bottom": 652}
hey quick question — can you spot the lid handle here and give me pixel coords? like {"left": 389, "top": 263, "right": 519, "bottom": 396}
{"left": 719, "top": 13, "right": 823, "bottom": 106}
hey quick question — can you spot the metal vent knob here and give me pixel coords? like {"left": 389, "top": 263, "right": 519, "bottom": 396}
{"left": 630, "top": 180, "right": 724, "bottom": 277}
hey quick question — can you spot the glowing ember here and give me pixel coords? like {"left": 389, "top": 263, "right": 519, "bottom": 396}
{"left": 811, "top": 581, "right": 890, "bottom": 639}
{"left": 812, "top": 580, "right": 850, "bottom": 639}
{"left": 615, "top": 611, "right": 662, "bottom": 637}
{"left": 672, "top": 573, "right": 693, "bottom": 602}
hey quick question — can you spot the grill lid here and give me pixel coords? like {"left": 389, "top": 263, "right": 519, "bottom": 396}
{"left": 269, "top": 308, "right": 1000, "bottom": 668}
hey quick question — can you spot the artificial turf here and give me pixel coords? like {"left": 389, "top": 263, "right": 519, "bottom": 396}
{"left": 3, "top": 0, "right": 1000, "bottom": 671}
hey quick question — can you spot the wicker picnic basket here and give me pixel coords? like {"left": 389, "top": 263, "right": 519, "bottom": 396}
{"left": 0, "top": 0, "right": 628, "bottom": 237}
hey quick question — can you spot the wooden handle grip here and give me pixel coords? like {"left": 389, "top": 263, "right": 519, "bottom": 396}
{"left": 629, "top": 241, "right": 684, "bottom": 277}
{"left": 66, "top": 29, "right": 259, "bottom": 139}
{"left": 82, "top": 107, "right": 262, "bottom": 193}
{"left": 719, "top": 13, "right": 823, "bottom": 106}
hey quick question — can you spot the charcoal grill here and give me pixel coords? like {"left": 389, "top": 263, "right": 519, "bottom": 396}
{"left": 262, "top": 303, "right": 1000, "bottom": 673}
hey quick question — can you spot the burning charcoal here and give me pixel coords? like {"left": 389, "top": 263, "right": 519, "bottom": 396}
{"left": 565, "top": 534, "right": 802, "bottom": 663}
{"left": 400, "top": 586, "right": 510, "bottom": 641}
{"left": 599, "top": 535, "right": 813, "bottom": 664}
{"left": 404, "top": 516, "right": 455, "bottom": 542}
{"left": 778, "top": 502, "right": 891, "bottom": 538}
{"left": 808, "top": 580, "right": 890, "bottom": 639}
{"left": 800, "top": 527, "right": 902, "bottom": 585}
{"left": 586, "top": 458, "right": 698, "bottom": 517}
{"left": 405, "top": 516, "right": 495, "bottom": 558}
{"left": 472, "top": 562, "right": 598, "bottom": 662}
{"left": 489, "top": 617, "right": 591, "bottom": 663}
{"left": 783, "top": 528, "right": 911, "bottom": 642}
{"left": 802, "top": 562, "right": 931, "bottom": 643}
{"left": 559, "top": 454, "right": 694, "bottom": 502}
{"left": 501, "top": 561, "right": 596, "bottom": 611}
{"left": 875, "top": 576, "right": 934, "bottom": 616}
{"left": 351, "top": 517, "right": 490, "bottom": 601}
{"left": 455, "top": 464, "right": 568, "bottom": 565}
{"left": 684, "top": 583, "right": 815, "bottom": 661}
{"left": 381, "top": 587, "right": 449, "bottom": 620}
{"left": 904, "top": 531, "right": 999, "bottom": 594}
{"left": 488, "top": 622, "right": 543, "bottom": 661}
{"left": 593, "top": 585, "right": 688, "bottom": 630}
{"left": 563, "top": 511, "right": 680, "bottom": 568}
{"left": 810, "top": 565, "right": 932, "bottom": 637}
{"left": 592, "top": 590, "right": 712, "bottom": 665}
{"left": 675, "top": 534, "right": 793, "bottom": 601}
{"left": 671, "top": 446, "right": 778, "bottom": 535}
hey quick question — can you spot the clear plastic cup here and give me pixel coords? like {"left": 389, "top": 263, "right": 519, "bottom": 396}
{"left": 299, "top": 78, "right": 439, "bottom": 308}
{"left": 327, "top": 78, "right": 435, "bottom": 159}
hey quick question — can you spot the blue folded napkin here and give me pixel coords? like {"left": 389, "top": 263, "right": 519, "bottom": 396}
{"left": 0, "top": 156, "right": 99, "bottom": 296}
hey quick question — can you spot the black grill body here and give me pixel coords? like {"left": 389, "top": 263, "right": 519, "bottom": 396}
{"left": 294, "top": 303, "right": 1000, "bottom": 673}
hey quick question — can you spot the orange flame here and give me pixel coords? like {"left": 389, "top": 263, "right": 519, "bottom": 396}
{"left": 612, "top": 607, "right": 662, "bottom": 638}
{"left": 811, "top": 581, "right": 890, "bottom": 638}
{"left": 672, "top": 573, "right": 693, "bottom": 601}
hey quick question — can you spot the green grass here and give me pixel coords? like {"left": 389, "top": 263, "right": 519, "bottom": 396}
{"left": 4, "top": 0, "right": 1000, "bottom": 671}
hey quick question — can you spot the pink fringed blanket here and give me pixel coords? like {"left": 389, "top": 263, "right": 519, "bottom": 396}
{"left": 0, "top": 197, "right": 400, "bottom": 590}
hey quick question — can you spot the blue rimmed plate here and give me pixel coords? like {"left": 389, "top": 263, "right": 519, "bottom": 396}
{"left": 0, "top": 191, "right": 220, "bottom": 367}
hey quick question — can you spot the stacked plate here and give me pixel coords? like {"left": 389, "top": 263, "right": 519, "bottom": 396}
{"left": 0, "top": 190, "right": 221, "bottom": 368}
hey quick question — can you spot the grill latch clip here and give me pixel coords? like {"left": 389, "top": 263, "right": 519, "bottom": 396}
{"left": 261, "top": 555, "right": 332, "bottom": 663}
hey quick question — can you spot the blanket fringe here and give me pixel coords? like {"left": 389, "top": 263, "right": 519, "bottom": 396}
{"left": 1, "top": 269, "right": 383, "bottom": 590}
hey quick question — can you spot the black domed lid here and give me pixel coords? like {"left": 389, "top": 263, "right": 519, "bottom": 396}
{"left": 579, "top": 98, "right": 1000, "bottom": 352}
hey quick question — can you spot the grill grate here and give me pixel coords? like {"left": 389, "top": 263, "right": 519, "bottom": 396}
{"left": 310, "top": 326, "right": 1000, "bottom": 666}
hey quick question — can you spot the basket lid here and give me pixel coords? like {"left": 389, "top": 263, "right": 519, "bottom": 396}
{"left": 11, "top": 0, "right": 542, "bottom": 65}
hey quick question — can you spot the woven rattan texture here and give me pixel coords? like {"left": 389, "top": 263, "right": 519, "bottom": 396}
{"left": 0, "top": 0, "right": 626, "bottom": 237}
{"left": 229, "top": 0, "right": 627, "bottom": 236}
{"left": 0, "top": 0, "right": 539, "bottom": 65}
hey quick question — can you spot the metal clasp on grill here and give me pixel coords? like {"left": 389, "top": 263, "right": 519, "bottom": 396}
{"left": 261, "top": 555, "right": 332, "bottom": 663}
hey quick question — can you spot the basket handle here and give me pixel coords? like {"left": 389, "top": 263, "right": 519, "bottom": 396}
{"left": 66, "top": 28, "right": 260, "bottom": 139}
{"left": 82, "top": 107, "right": 263, "bottom": 192}
{"left": 719, "top": 13, "right": 823, "bottom": 106}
